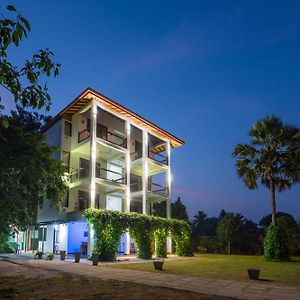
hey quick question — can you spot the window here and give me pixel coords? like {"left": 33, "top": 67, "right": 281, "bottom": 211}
{"left": 64, "top": 121, "right": 72, "bottom": 137}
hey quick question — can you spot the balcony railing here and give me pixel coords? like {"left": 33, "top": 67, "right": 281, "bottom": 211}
{"left": 148, "top": 150, "right": 168, "bottom": 165}
{"left": 97, "top": 127, "right": 127, "bottom": 148}
{"left": 149, "top": 182, "right": 169, "bottom": 197}
{"left": 67, "top": 167, "right": 89, "bottom": 183}
{"left": 78, "top": 128, "right": 90, "bottom": 143}
{"left": 96, "top": 165, "right": 126, "bottom": 184}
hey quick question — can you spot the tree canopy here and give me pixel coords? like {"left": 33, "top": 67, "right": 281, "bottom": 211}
{"left": 216, "top": 213, "right": 242, "bottom": 254}
{"left": 0, "top": 108, "right": 66, "bottom": 234}
{"left": 0, "top": 4, "right": 60, "bottom": 126}
{"left": 233, "top": 115, "right": 300, "bottom": 225}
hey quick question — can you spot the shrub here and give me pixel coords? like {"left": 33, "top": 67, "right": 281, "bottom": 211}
{"left": 35, "top": 251, "right": 44, "bottom": 259}
{"left": 264, "top": 224, "right": 289, "bottom": 261}
{"left": 47, "top": 253, "right": 54, "bottom": 260}
{"left": 0, "top": 233, "right": 14, "bottom": 253}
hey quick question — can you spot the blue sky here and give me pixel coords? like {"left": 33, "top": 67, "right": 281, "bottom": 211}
{"left": 2, "top": 0, "right": 300, "bottom": 222}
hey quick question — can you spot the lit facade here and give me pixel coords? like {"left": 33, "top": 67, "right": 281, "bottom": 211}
{"left": 34, "top": 88, "right": 184, "bottom": 255}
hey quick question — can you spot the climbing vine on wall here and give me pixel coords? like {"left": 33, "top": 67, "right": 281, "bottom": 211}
{"left": 83, "top": 208, "right": 193, "bottom": 261}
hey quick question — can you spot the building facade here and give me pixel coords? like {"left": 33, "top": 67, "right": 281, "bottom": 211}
{"left": 35, "top": 88, "right": 184, "bottom": 255}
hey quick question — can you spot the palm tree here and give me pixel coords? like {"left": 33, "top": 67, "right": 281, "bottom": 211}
{"left": 233, "top": 115, "right": 300, "bottom": 225}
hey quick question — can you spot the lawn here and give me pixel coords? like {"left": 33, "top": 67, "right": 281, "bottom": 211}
{"left": 107, "top": 254, "right": 300, "bottom": 287}
{"left": 0, "top": 260, "right": 227, "bottom": 300}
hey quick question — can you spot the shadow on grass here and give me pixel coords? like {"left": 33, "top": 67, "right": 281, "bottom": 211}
{"left": 257, "top": 278, "right": 274, "bottom": 283}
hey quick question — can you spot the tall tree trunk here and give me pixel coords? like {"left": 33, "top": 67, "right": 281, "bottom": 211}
{"left": 228, "top": 242, "right": 231, "bottom": 255}
{"left": 270, "top": 180, "right": 276, "bottom": 225}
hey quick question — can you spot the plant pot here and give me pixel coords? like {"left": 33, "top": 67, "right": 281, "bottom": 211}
{"left": 74, "top": 252, "right": 81, "bottom": 263}
{"left": 91, "top": 253, "right": 100, "bottom": 266}
{"left": 60, "top": 251, "right": 66, "bottom": 261}
{"left": 153, "top": 260, "right": 164, "bottom": 270}
{"left": 247, "top": 269, "right": 260, "bottom": 280}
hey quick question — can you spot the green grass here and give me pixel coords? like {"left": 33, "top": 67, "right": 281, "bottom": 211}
{"left": 107, "top": 254, "right": 300, "bottom": 286}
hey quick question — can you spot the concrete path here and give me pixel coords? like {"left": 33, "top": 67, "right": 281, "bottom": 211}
{"left": 4, "top": 258, "right": 300, "bottom": 300}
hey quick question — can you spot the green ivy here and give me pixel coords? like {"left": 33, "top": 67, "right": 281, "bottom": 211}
{"left": 83, "top": 208, "right": 193, "bottom": 261}
{"left": 170, "top": 219, "right": 193, "bottom": 256}
{"left": 264, "top": 224, "right": 290, "bottom": 261}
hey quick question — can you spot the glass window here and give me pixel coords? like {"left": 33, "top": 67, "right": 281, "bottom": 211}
{"left": 64, "top": 121, "right": 72, "bottom": 137}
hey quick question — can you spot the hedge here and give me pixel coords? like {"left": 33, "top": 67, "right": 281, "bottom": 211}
{"left": 83, "top": 208, "right": 193, "bottom": 261}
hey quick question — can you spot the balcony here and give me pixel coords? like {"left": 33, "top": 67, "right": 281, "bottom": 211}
{"left": 149, "top": 182, "right": 168, "bottom": 197}
{"left": 67, "top": 167, "right": 89, "bottom": 183}
{"left": 78, "top": 128, "right": 90, "bottom": 143}
{"left": 77, "top": 124, "right": 127, "bottom": 149}
{"left": 130, "top": 174, "right": 168, "bottom": 197}
{"left": 96, "top": 164, "right": 126, "bottom": 185}
{"left": 97, "top": 124, "right": 127, "bottom": 148}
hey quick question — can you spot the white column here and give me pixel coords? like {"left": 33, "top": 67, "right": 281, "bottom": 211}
{"left": 142, "top": 130, "right": 148, "bottom": 214}
{"left": 125, "top": 121, "right": 131, "bottom": 254}
{"left": 166, "top": 141, "right": 172, "bottom": 253}
{"left": 88, "top": 100, "right": 97, "bottom": 255}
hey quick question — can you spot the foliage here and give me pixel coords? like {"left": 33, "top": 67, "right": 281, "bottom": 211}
{"left": 152, "top": 197, "right": 189, "bottom": 221}
{"left": 216, "top": 213, "right": 242, "bottom": 254}
{"left": 154, "top": 227, "right": 169, "bottom": 258}
{"left": 171, "top": 197, "right": 189, "bottom": 221}
{"left": 192, "top": 211, "right": 219, "bottom": 236}
{"left": 264, "top": 224, "right": 289, "bottom": 261}
{"left": 0, "top": 109, "right": 67, "bottom": 233}
{"left": 83, "top": 209, "right": 127, "bottom": 261}
{"left": 84, "top": 208, "right": 193, "bottom": 261}
{"left": 35, "top": 251, "right": 44, "bottom": 259}
{"left": 130, "top": 214, "right": 154, "bottom": 259}
{"left": 195, "top": 236, "right": 224, "bottom": 253}
{"left": 259, "top": 212, "right": 296, "bottom": 228}
{"left": 0, "top": 4, "right": 60, "bottom": 119}
{"left": 47, "top": 253, "right": 54, "bottom": 260}
{"left": 232, "top": 115, "right": 300, "bottom": 225}
{"left": 0, "top": 233, "right": 14, "bottom": 253}
{"left": 277, "top": 216, "right": 300, "bottom": 256}
{"left": 170, "top": 219, "right": 193, "bottom": 256}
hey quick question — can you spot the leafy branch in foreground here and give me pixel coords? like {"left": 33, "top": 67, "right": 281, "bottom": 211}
{"left": 0, "top": 4, "right": 60, "bottom": 121}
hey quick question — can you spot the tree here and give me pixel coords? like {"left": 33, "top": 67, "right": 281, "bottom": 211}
{"left": 259, "top": 212, "right": 296, "bottom": 229}
{"left": 232, "top": 115, "right": 300, "bottom": 225}
{"left": 153, "top": 197, "right": 189, "bottom": 221}
{"left": 0, "top": 108, "right": 66, "bottom": 234}
{"left": 277, "top": 216, "right": 300, "bottom": 255}
{"left": 216, "top": 213, "right": 242, "bottom": 254}
{"left": 192, "top": 211, "right": 218, "bottom": 236}
{"left": 0, "top": 4, "right": 60, "bottom": 126}
{"left": 171, "top": 197, "right": 189, "bottom": 221}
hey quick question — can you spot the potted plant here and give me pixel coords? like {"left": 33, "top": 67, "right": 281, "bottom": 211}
{"left": 153, "top": 259, "right": 164, "bottom": 270}
{"left": 247, "top": 268, "right": 260, "bottom": 280}
{"left": 35, "top": 251, "right": 44, "bottom": 259}
{"left": 60, "top": 250, "right": 66, "bottom": 261}
{"left": 91, "top": 253, "right": 100, "bottom": 266}
{"left": 47, "top": 253, "right": 54, "bottom": 260}
{"left": 74, "top": 252, "right": 81, "bottom": 263}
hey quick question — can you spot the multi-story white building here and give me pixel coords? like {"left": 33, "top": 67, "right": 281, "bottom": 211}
{"left": 36, "top": 88, "right": 184, "bottom": 255}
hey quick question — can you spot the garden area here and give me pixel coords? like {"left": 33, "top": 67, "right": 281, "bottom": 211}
{"left": 107, "top": 254, "right": 300, "bottom": 287}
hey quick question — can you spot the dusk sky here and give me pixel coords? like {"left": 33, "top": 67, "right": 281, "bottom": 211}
{"left": 3, "top": 0, "right": 300, "bottom": 222}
